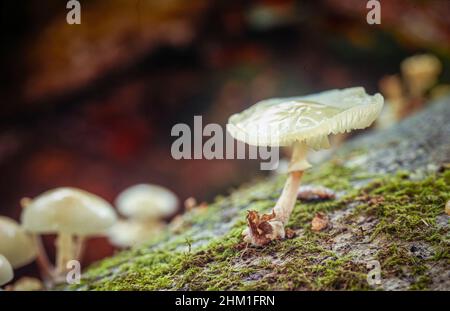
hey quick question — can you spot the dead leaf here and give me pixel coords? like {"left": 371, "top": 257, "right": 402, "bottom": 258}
{"left": 355, "top": 194, "right": 385, "bottom": 206}
{"left": 285, "top": 228, "right": 296, "bottom": 239}
{"left": 437, "top": 163, "right": 450, "bottom": 173}
{"left": 297, "top": 185, "right": 336, "bottom": 201}
{"left": 246, "top": 210, "right": 276, "bottom": 245}
{"left": 311, "top": 213, "right": 329, "bottom": 232}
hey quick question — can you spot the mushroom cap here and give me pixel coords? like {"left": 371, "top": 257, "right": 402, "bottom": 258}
{"left": 108, "top": 220, "right": 164, "bottom": 248}
{"left": 21, "top": 187, "right": 117, "bottom": 235}
{"left": 227, "top": 87, "right": 384, "bottom": 149}
{"left": 115, "top": 184, "right": 178, "bottom": 220}
{"left": 0, "top": 216, "right": 37, "bottom": 268}
{"left": 401, "top": 54, "right": 442, "bottom": 78}
{"left": 0, "top": 254, "right": 13, "bottom": 286}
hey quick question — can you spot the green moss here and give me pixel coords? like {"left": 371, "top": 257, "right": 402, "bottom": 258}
{"left": 67, "top": 164, "right": 449, "bottom": 291}
{"left": 352, "top": 170, "right": 450, "bottom": 244}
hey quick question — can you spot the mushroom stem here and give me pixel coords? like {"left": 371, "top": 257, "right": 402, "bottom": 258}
{"left": 55, "top": 233, "right": 74, "bottom": 275}
{"left": 273, "top": 142, "right": 308, "bottom": 224}
{"left": 243, "top": 142, "right": 309, "bottom": 246}
{"left": 33, "top": 235, "right": 55, "bottom": 282}
{"left": 273, "top": 170, "right": 304, "bottom": 224}
{"left": 74, "top": 236, "right": 85, "bottom": 262}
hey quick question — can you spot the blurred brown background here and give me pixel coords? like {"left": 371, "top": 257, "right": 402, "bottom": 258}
{"left": 0, "top": 0, "right": 449, "bottom": 271}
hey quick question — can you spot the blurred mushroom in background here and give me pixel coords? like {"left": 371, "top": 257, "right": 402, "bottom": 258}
{"left": 0, "top": 216, "right": 37, "bottom": 270}
{"left": 5, "top": 276, "right": 43, "bottom": 291}
{"left": 378, "top": 74, "right": 406, "bottom": 128}
{"left": 378, "top": 54, "right": 444, "bottom": 128}
{"left": 21, "top": 187, "right": 117, "bottom": 284}
{"left": 108, "top": 184, "right": 178, "bottom": 248}
{"left": 0, "top": 254, "right": 14, "bottom": 287}
{"left": 401, "top": 54, "right": 442, "bottom": 100}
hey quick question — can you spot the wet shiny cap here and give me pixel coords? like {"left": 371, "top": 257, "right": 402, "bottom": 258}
{"left": 227, "top": 87, "right": 384, "bottom": 149}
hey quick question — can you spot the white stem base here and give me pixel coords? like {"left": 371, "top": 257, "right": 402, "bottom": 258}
{"left": 243, "top": 142, "right": 308, "bottom": 246}
{"left": 273, "top": 171, "right": 303, "bottom": 224}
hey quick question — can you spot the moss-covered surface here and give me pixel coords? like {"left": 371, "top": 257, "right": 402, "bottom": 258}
{"left": 66, "top": 164, "right": 449, "bottom": 291}
{"left": 66, "top": 98, "right": 450, "bottom": 291}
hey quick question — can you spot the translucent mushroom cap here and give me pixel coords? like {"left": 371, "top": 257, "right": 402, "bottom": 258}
{"left": 0, "top": 216, "right": 37, "bottom": 268}
{"left": 0, "top": 254, "right": 13, "bottom": 286}
{"left": 227, "top": 87, "right": 384, "bottom": 149}
{"left": 21, "top": 187, "right": 117, "bottom": 235}
{"left": 115, "top": 184, "right": 178, "bottom": 220}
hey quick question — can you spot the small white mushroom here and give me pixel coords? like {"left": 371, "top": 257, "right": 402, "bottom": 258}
{"left": 116, "top": 184, "right": 178, "bottom": 220}
{"left": 108, "top": 220, "right": 164, "bottom": 248}
{"left": 0, "top": 216, "right": 37, "bottom": 269}
{"left": 401, "top": 54, "right": 442, "bottom": 98}
{"left": 109, "top": 184, "right": 178, "bottom": 248}
{"left": 21, "top": 187, "right": 117, "bottom": 280}
{"left": 228, "top": 87, "right": 383, "bottom": 246}
{"left": 0, "top": 254, "right": 13, "bottom": 286}
{"left": 378, "top": 74, "right": 406, "bottom": 125}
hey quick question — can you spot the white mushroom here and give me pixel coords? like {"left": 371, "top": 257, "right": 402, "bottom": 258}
{"left": 116, "top": 184, "right": 178, "bottom": 220}
{"left": 0, "top": 216, "right": 37, "bottom": 269}
{"left": 401, "top": 54, "right": 441, "bottom": 98}
{"left": 378, "top": 74, "right": 406, "bottom": 126}
{"left": 228, "top": 87, "right": 383, "bottom": 246}
{"left": 109, "top": 184, "right": 178, "bottom": 248}
{"left": 0, "top": 254, "right": 13, "bottom": 286}
{"left": 21, "top": 187, "right": 117, "bottom": 279}
{"left": 108, "top": 220, "right": 164, "bottom": 248}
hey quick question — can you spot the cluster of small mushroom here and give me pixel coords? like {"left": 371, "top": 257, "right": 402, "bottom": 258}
{"left": 227, "top": 87, "right": 384, "bottom": 246}
{"left": 0, "top": 183, "right": 179, "bottom": 289}
{"left": 0, "top": 187, "right": 118, "bottom": 288}
{"left": 378, "top": 54, "right": 445, "bottom": 128}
